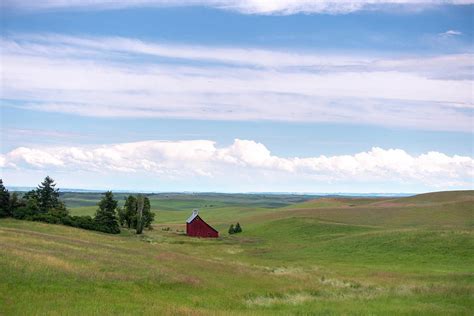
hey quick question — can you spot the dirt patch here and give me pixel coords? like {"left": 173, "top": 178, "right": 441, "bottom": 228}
{"left": 245, "top": 292, "right": 315, "bottom": 307}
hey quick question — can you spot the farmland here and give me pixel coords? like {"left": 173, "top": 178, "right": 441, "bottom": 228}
{"left": 1, "top": 190, "right": 473, "bottom": 315}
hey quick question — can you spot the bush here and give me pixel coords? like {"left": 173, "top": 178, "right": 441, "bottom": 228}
{"left": 30, "top": 213, "right": 62, "bottom": 224}
{"left": 235, "top": 222, "right": 242, "bottom": 233}
{"left": 62, "top": 215, "right": 97, "bottom": 231}
{"left": 12, "top": 206, "right": 35, "bottom": 220}
{"left": 228, "top": 222, "right": 243, "bottom": 234}
{"left": 19, "top": 212, "right": 120, "bottom": 234}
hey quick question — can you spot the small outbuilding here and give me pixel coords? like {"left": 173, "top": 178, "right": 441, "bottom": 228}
{"left": 186, "top": 209, "right": 219, "bottom": 238}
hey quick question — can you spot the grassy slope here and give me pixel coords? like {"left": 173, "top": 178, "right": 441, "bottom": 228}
{"left": 1, "top": 191, "right": 473, "bottom": 315}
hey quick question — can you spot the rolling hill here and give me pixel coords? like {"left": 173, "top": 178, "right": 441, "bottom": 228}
{"left": 0, "top": 191, "right": 473, "bottom": 315}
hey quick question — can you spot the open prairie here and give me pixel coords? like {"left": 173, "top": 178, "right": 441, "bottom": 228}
{"left": 1, "top": 191, "right": 473, "bottom": 315}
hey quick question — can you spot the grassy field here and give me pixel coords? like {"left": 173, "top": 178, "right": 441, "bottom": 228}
{"left": 1, "top": 191, "right": 473, "bottom": 315}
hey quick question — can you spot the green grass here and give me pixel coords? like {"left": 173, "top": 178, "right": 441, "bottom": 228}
{"left": 1, "top": 191, "right": 473, "bottom": 315}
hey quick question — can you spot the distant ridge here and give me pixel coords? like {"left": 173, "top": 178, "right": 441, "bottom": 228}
{"left": 6, "top": 186, "right": 414, "bottom": 197}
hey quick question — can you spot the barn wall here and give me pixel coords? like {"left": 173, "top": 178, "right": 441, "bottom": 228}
{"left": 187, "top": 217, "right": 218, "bottom": 238}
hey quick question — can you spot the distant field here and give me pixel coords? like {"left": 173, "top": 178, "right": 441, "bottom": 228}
{"left": 1, "top": 190, "right": 473, "bottom": 315}
{"left": 63, "top": 192, "right": 319, "bottom": 216}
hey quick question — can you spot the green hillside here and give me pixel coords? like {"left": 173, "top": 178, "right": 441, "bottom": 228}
{"left": 388, "top": 190, "right": 474, "bottom": 204}
{"left": 1, "top": 191, "right": 473, "bottom": 315}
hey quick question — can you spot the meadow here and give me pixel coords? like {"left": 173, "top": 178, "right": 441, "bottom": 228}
{"left": 0, "top": 190, "right": 473, "bottom": 315}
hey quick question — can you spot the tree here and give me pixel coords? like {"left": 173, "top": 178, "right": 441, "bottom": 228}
{"left": 142, "top": 197, "right": 155, "bottom": 229}
{"left": 228, "top": 224, "right": 235, "bottom": 234}
{"left": 117, "top": 206, "right": 126, "bottom": 227}
{"left": 135, "top": 195, "right": 145, "bottom": 235}
{"left": 123, "top": 195, "right": 137, "bottom": 228}
{"left": 48, "top": 202, "right": 69, "bottom": 218}
{"left": 13, "top": 190, "right": 40, "bottom": 219}
{"left": 122, "top": 195, "right": 155, "bottom": 233}
{"left": 235, "top": 222, "right": 242, "bottom": 233}
{"left": 37, "top": 176, "right": 61, "bottom": 213}
{"left": 0, "top": 179, "right": 11, "bottom": 217}
{"left": 94, "top": 191, "right": 120, "bottom": 234}
{"left": 9, "top": 192, "right": 22, "bottom": 214}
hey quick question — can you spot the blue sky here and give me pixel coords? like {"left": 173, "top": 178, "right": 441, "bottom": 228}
{"left": 1, "top": 1, "right": 473, "bottom": 193}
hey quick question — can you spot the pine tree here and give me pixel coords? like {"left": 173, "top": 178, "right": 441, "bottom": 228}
{"left": 9, "top": 192, "right": 21, "bottom": 213}
{"left": 235, "top": 222, "right": 242, "bottom": 233}
{"left": 37, "top": 176, "right": 60, "bottom": 213}
{"left": 123, "top": 195, "right": 137, "bottom": 228}
{"left": 24, "top": 190, "right": 40, "bottom": 211}
{"left": 0, "top": 179, "right": 11, "bottom": 217}
{"left": 228, "top": 224, "right": 235, "bottom": 234}
{"left": 142, "top": 197, "right": 155, "bottom": 229}
{"left": 94, "top": 191, "right": 120, "bottom": 234}
{"left": 117, "top": 206, "right": 126, "bottom": 227}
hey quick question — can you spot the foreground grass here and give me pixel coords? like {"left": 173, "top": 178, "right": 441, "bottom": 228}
{"left": 1, "top": 191, "right": 473, "bottom": 315}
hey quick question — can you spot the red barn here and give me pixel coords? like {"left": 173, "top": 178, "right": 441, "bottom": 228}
{"left": 186, "top": 209, "right": 219, "bottom": 238}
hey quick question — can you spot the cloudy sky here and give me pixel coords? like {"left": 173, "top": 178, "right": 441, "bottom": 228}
{"left": 1, "top": 0, "right": 473, "bottom": 193}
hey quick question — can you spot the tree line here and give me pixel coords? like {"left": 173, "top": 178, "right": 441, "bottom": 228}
{"left": 0, "top": 177, "right": 154, "bottom": 235}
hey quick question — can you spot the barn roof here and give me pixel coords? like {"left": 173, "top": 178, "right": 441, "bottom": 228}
{"left": 186, "top": 209, "right": 199, "bottom": 223}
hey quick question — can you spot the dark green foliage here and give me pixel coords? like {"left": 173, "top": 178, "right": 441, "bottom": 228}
{"left": 1, "top": 177, "right": 119, "bottom": 234}
{"left": 27, "top": 214, "right": 98, "bottom": 231}
{"left": 18, "top": 191, "right": 41, "bottom": 219}
{"left": 62, "top": 215, "right": 97, "bottom": 230}
{"left": 9, "top": 192, "right": 22, "bottom": 214}
{"left": 117, "top": 206, "right": 126, "bottom": 227}
{"left": 30, "top": 213, "right": 63, "bottom": 224}
{"left": 94, "top": 191, "right": 120, "bottom": 234}
{"left": 121, "top": 195, "right": 155, "bottom": 233}
{"left": 0, "top": 179, "right": 11, "bottom": 217}
{"left": 228, "top": 222, "right": 242, "bottom": 234}
{"left": 37, "top": 176, "right": 61, "bottom": 213}
{"left": 235, "top": 222, "right": 242, "bottom": 233}
{"left": 49, "top": 203, "right": 69, "bottom": 218}
{"left": 12, "top": 206, "right": 36, "bottom": 220}
{"left": 123, "top": 195, "right": 137, "bottom": 228}
{"left": 142, "top": 197, "right": 154, "bottom": 229}
{"left": 18, "top": 177, "right": 69, "bottom": 218}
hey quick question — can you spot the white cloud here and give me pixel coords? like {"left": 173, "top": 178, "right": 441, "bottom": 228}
{"left": 2, "top": 0, "right": 474, "bottom": 14}
{"left": 1, "top": 34, "right": 473, "bottom": 132}
{"left": 2, "top": 139, "right": 473, "bottom": 189}
{"left": 440, "top": 30, "right": 463, "bottom": 36}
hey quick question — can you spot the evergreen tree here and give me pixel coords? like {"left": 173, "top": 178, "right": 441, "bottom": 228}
{"left": 0, "top": 179, "right": 11, "bottom": 217}
{"left": 123, "top": 195, "right": 137, "bottom": 228}
{"left": 142, "top": 197, "right": 155, "bottom": 229}
{"left": 9, "top": 192, "right": 22, "bottom": 214}
{"left": 49, "top": 201, "right": 69, "bottom": 218}
{"left": 13, "top": 190, "right": 40, "bottom": 219}
{"left": 228, "top": 224, "right": 235, "bottom": 234}
{"left": 94, "top": 191, "right": 120, "bottom": 234}
{"left": 36, "top": 176, "right": 60, "bottom": 213}
{"left": 117, "top": 206, "right": 126, "bottom": 227}
{"left": 235, "top": 222, "right": 242, "bottom": 233}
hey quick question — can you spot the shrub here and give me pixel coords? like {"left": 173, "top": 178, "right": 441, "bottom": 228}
{"left": 12, "top": 206, "right": 35, "bottom": 220}
{"left": 228, "top": 223, "right": 243, "bottom": 234}
{"left": 235, "top": 222, "right": 242, "bottom": 233}
{"left": 31, "top": 213, "right": 62, "bottom": 224}
{"left": 62, "top": 215, "right": 97, "bottom": 231}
